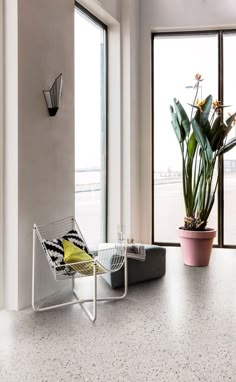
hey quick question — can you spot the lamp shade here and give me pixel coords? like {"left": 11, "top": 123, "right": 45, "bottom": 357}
{"left": 43, "top": 73, "right": 63, "bottom": 116}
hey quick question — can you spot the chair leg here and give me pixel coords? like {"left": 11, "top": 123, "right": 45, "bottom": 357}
{"left": 96, "top": 251, "right": 128, "bottom": 301}
{"left": 73, "top": 253, "right": 128, "bottom": 304}
{"left": 75, "top": 262, "right": 97, "bottom": 322}
{"left": 32, "top": 228, "right": 81, "bottom": 312}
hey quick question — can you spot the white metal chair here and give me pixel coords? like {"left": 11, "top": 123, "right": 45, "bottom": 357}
{"left": 32, "top": 216, "right": 127, "bottom": 322}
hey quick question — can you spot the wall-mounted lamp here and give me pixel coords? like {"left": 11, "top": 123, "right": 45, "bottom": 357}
{"left": 43, "top": 73, "right": 63, "bottom": 116}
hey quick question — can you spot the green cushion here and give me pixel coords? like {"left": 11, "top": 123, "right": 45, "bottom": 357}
{"left": 63, "top": 240, "right": 103, "bottom": 275}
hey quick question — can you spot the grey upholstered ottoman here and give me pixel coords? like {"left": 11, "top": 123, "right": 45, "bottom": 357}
{"left": 103, "top": 245, "right": 166, "bottom": 288}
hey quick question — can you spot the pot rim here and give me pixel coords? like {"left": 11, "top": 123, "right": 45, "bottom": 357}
{"left": 178, "top": 227, "right": 216, "bottom": 239}
{"left": 178, "top": 226, "right": 216, "bottom": 232}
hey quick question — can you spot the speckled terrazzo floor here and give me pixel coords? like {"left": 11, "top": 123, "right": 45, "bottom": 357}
{"left": 0, "top": 247, "right": 236, "bottom": 382}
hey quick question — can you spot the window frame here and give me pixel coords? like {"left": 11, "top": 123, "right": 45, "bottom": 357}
{"left": 152, "top": 29, "right": 236, "bottom": 249}
{"left": 74, "top": 2, "right": 108, "bottom": 242}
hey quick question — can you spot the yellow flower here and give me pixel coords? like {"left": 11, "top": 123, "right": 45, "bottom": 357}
{"left": 195, "top": 98, "right": 206, "bottom": 112}
{"left": 212, "top": 100, "right": 222, "bottom": 109}
{"left": 195, "top": 73, "right": 202, "bottom": 81}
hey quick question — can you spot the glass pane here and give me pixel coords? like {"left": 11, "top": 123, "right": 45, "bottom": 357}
{"left": 153, "top": 34, "right": 218, "bottom": 243}
{"left": 75, "top": 8, "right": 106, "bottom": 248}
{"left": 223, "top": 33, "right": 236, "bottom": 245}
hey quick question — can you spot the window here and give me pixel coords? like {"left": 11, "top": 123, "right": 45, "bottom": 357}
{"left": 223, "top": 33, "right": 236, "bottom": 245}
{"left": 152, "top": 31, "right": 236, "bottom": 247}
{"left": 75, "top": 5, "right": 107, "bottom": 248}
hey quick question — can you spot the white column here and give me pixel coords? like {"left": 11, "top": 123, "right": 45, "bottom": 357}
{"left": 0, "top": 0, "right": 3, "bottom": 308}
{"left": 3, "top": 0, "right": 19, "bottom": 310}
{"left": 121, "top": 0, "right": 140, "bottom": 243}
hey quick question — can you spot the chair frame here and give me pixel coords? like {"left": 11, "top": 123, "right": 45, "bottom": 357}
{"left": 32, "top": 216, "right": 128, "bottom": 322}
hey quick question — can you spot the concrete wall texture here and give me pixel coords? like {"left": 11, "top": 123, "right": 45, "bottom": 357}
{"left": 4, "top": 0, "right": 75, "bottom": 309}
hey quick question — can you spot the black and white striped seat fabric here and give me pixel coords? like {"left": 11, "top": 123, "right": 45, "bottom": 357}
{"left": 43, "top": 230, "right": 91, "bottom": 276}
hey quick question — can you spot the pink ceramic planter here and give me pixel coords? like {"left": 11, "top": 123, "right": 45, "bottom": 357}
{"left": 178, "top": 227, "right": 216, "bottom": 267}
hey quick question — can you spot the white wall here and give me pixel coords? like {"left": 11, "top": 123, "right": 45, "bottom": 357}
{"left": 0, "top": 0, "right": 3, "bottom": 308}
{"left": 139, "top": 0, "right": 236, "bottom": 243}
{"left": 141, "top": 0, "right": 236, "bottom": 30}
{"left": 97, "top": 0, "right": 120, "bottom": 21}
{"left": 4, "top": 0, "right": 75, "bottom": 310}
{"left": 107, "top": 23, "right": 122, "bottom": 242}
{"left": 18, "top": 0, "right": 75, "bottom": 309}
{"left": 4, "top": 0, "right": 19, "bottom": 310}
{"left": 121, "top": 0, "right": 140, "bottom": 242}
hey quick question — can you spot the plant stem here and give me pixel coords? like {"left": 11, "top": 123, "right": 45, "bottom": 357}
{"left": 191, "top": 81, "right": 199, "bottom": 122}
{"left": 181, "top": 142, "right": 188, "bottom": 214}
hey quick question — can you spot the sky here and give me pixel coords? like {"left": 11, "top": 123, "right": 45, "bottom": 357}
{"left": 153, "top": 34, "right": 236, "bottom": 174}
{"left": 74, "top": 9, "right": 105, "bottom": 172}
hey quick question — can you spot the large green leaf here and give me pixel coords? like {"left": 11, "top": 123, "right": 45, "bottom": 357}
{"left": 201, "top": 95, "right": 213, "bottom": 127}
{"left": 194, "top": 95, "right": 213, "bottom": 128}
{"left": 203, "top": 188, "right": 217, "bottom": 223}
{"left": 204, "top": 120, "right": 211, "bottom": 135}
{"left": 170, "top": 105, "right": 185, "bottom": 142}
{"left": 218, "top": 137, "right": 236, "bottom": 155}
{"left": 187, "top": 132, "right": 197, "bottom": 160}
{"left": 223, "top": 112, "right": 236, "bottom": 139}
{"left": 202, "top": 195, "right": 214, "bottom": 222}
{"left": 208, "top": 115, "right": 221, "bottom": 142}
{"left": 210, "top": 122, "right": 229, "bottom": 152}
{"left": 174, "top": 98, "right": 190, "bottom": 136}
{"left": 192, "top": 119, "right": 213, "bottom": 162}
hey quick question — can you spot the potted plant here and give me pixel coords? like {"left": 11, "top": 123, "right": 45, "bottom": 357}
{"left": 170, "top": 74, "right": 236, "bottom": 266}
